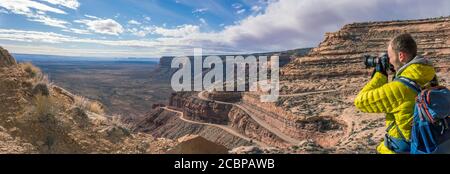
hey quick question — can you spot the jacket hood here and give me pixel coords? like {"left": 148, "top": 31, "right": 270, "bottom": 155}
{"left": 395, "top": 56, "right": 433, "bottom": 77}
{"left": 395, "top": 56, "right": 435, "bottom": 86}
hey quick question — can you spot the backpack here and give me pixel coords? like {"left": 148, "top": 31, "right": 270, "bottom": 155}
{"left": 393, "top": 76, "right": 450, "bottom": 154}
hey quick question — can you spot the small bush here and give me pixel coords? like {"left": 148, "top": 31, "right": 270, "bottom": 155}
{"left": 33, "top": 94, "right": 56, "bottom": 120}
{"left": 21, "top": 62, "right": 41, "bottom": 79}
{"left": 74, "top": 96, "right": 105, "bottom": 115}
{"left": 110, "top": 115, "right": 131, "bottom": 131}
{"left": 71, "top": 106, "right": 89, "bottom": 128}
{"left": 103, "top": 115, "right": 132, "bottom": 143}
{"left": 20, "top": 62, "right": 49, "bottom": 84}
{"left": 32, "top": 83, "right": 50, "bottom": 96}
{"left": 89, "top": 101, "right": 105, "bottom": 115}
{"left": 74, "top": 96, "right": 89, "bottom": 109}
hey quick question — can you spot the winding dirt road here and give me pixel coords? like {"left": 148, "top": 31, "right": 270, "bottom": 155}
{"left": 164, "top": 89, "right": 340, "bottom": 146}
{"left": 162, "top": 107, "right": 267, "bottom": 147}
{"left": 277, "top": 89, "right": 338, "bottom": 97}
{"left": 197, "top": 91, "right": 303, "bottom": 145}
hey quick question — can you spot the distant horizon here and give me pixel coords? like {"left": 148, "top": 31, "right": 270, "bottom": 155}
{"left": 10, "top": 46, "right": 313, "bottom": 59}
{"left": 12, "top": 52, "right": 161, "bottom": 60}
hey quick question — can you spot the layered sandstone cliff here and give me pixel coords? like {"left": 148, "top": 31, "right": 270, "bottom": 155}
{"left": 261, "top": 16, "right": 449, "bottom": 152}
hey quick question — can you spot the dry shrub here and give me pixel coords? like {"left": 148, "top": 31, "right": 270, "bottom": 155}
{"left": 34, "top": 95, "right": 56, "bottom": 118}
{"left": 74, "top": 96, "right": 105, "bottom": 115}
{"left": 70, "top": 106, "right": 90, "bottom": 128}
{"left": 21, "top": 62, "right": 41, "bottom": 77}
{"left": 20, "top": 62, "right": 49, "bottom": 85}
{"left": 89, "top": 101, "right": 105, "bottom": 115}
{"left": 102, "top": 115, "right": 132, "bottom": 143}
{"left": 32, "top": 83, "right": 50, "bottom": 96}
{"left": 33, "top": 94, "right": 57, "bottom": 120}
{"left": 110, "top": 115, "right": 132, "bottom": 131}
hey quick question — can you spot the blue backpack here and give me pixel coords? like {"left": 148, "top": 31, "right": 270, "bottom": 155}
{"left": 395, "top": 77, "right": 450, "bottom": 154}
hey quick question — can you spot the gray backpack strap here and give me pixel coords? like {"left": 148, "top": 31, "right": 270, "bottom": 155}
{"left": 389, "top": 76, "right": 421, "bottom": 141}
{"left": 395, "top": 76, "right": 421, "bottom": 94}
{"left": 386, "top": 121, "right": 407, "bottom": 141}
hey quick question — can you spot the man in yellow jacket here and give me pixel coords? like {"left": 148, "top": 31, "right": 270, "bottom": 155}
{"left": 354, "top": 33, "right": 436, "bottom": 154}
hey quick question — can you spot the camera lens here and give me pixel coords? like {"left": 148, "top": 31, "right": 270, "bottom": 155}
{"left": 364, "top": 55, "right": 378, "bottom": 68}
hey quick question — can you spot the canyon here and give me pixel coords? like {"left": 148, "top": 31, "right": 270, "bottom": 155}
{"left": 134, "top": 16, "right": 450, "bottom": 153}
{"left": 1, "top": 16, "right": 449, "bottom": 154}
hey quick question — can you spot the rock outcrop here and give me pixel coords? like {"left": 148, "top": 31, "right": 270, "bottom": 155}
{"left": 204, "top": 91, "right": 242, "bottom": 103}
{"left": 227, "top": 106, "right": 289, "bottom": 147}
{"left": 283, "top": 16, "right": 450, "bottom": 81}
{"left": 0, "top": 47, "right": 16, "bottom": 67}
{"left": 170, "top": 92, "right": 232, "bottom": 124}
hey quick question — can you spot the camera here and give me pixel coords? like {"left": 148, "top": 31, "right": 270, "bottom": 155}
{"left": 364, "top": 53, "right": 392, "bottom": 71}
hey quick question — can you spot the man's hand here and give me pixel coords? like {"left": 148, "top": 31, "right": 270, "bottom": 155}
{"left": 371, "top": 58, "right": 388, "bottom": 78}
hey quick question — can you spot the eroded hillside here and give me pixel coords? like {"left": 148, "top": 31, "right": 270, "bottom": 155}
{"left": 0, "top": 47, "right": 182, "bottom": 154}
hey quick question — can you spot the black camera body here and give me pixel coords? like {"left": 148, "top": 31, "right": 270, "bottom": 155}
{"left": 364, "top": 53, "right": 393, "bottom": 71}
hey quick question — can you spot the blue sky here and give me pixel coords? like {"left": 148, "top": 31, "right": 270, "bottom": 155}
{"left": 0, "top": 0, "right": 449, "bottom": 58}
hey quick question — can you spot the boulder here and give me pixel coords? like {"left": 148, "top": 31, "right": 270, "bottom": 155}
{"left": 166, "top": 135, "right": 228, "bottom": 154}
{"left": 0, "top": 47, "right": 17, "bottom": 67}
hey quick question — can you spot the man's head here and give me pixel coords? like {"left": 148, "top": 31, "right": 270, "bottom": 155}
{"left": 388, "top": 33, "right": 418, "bottom": 71}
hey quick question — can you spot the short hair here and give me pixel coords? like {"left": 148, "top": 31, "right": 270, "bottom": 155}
{"left": 390, "top": 33, "right": 417, "bottom": 59}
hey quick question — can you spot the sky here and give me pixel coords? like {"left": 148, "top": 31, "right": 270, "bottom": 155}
{"left": 0, "top": 0, "right": 449, "bottom": 58}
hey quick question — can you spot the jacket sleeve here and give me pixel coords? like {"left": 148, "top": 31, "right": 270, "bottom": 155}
{"left": 354, "top": 72, "right": 403, "bottom": 113}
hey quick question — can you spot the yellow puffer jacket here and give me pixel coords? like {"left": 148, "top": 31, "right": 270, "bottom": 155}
{"left": 354, "top": 58, "right": 435, "bottom": 154}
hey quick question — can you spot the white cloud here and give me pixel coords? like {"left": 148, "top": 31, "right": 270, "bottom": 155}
{"left": 84, "top": 14, "right": 100, "bottom": 19}
{"left": 232, "top": 3, "right": 246, "bottom": 15}
{"left": 147, "top": 0, "right": 450, "bottom": 53}
{"left": 129, "top": 24, "right": 202, "bottom": 38}
{"left": 63, "top": 28, "right": 90, "bottom": 34}
{"left": 232, "top": 3, "right": 243, "bottom": 9}
{"left": 236, "top": 9, "right": 246, "bottom": 14}
{"left": 128, "top": 26, "right": 152, "bottom": 37}
{"left": 40, "top": 0, "right": 80, "bottom": 10}
{"left": 0, "top": 0, "right": 70, "bottom": 28}
{"left": 199, "top": 18, "right": 207, "bottom": 25}
{"left": 152, "top": 25, "right": 200, "bottom": 38}
{"left": 251, "top": 6, "right": 262, "bottom": 12}
{"left": 192, "top": 8, "right": 208, "bottom": 13}
{"left": 128, "top": 20, "right": 141, "bottom": 25}
{"left": 215, "top": 0, "right": 450, "bottom": 51}
{"left": 0, "top": 29, "right": 72, "bottom": 43}
{"left": 28, "top": 14, "right": 68, "bottom": 28}
{"left": 0, "top": 28, "right": 158, "bottom": 47}
{"left": 0, "top": 28, "right": 230, "bottom": 55}
{"left": 75, "top": 17, "right": 124, "bottom": 35}
{"left": 0, "top": 0, "right": 66, "bottom": 15}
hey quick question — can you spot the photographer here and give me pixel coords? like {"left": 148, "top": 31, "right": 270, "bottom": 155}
{"left": 354, "top": 33, "right": 437, "bottom": 154}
